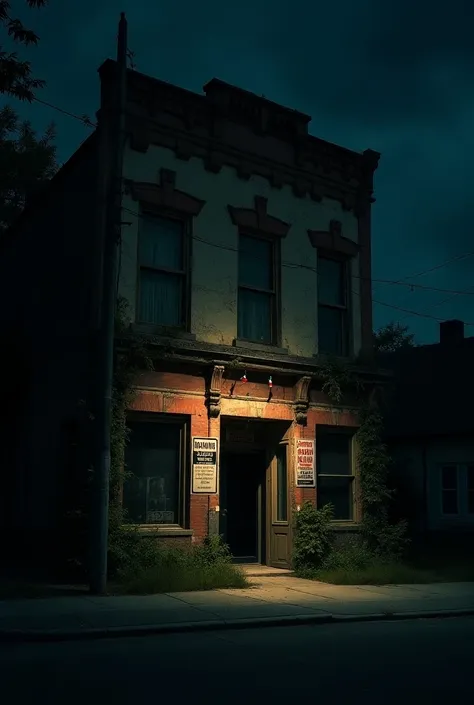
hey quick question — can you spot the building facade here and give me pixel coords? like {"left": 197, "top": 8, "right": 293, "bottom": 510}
{"left": 0, "top": 60, "right": 381, "bottom": 571}
{"left": 102, "top": 61, "right": 381, "bottom": 567}
{"left": 382, "top": 320, "right": 474, "bottom": 537}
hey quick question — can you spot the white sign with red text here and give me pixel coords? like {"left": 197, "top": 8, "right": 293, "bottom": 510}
{"left": 295, "top": 439, "right": 315, "bottom": 488}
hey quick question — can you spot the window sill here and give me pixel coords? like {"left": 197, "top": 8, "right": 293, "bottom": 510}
{"left": 330, "top": 522, "right": 361, "bottom": 531}
{"left": 133, "top": 525, "right": 194, "bottom": 538}
{"left": 233, "top": 338, "right": 289, "bottom": 355}
{"left": 313, "top": 352, "right": 353, "bottom": 362}
{"left": 131, "top": 323, "right": 196, "bottom": 341}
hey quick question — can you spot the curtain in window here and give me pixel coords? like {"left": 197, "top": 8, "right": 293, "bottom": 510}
{"left": 139, "top": 216, "right": 183, "bottom": 270}
{"left": 239, "top": 235, "right": 272, "bottom": 289}
{"left": 238, "top": 289, "right": 272, "bottom": 343}
{"left": 318, "top": 257, "right": 344, "bottom": 306}
{"left": 318, "top": 305, "right": 344, "bottom": 355}
{"left": 139, "top": 270, "right": 182, "bottom": 326}
{"left": 138, "top": 216, "right": 183, "bottom": 326}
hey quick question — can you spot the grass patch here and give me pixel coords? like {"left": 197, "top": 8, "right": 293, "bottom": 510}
{"left": 294, "top": 533, "right": 474, "bottom": 586}
{"left": 112, "top": 561, "right": 248, "bottom": 595}
{"left": 109, "top": 533, "right": 249, "bottom": 595}
{"left": 314, "top": 562, "right": 439, "bottom": 585}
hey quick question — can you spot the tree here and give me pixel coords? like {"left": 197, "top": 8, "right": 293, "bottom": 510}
{"left": 373, "top": 322, "right": 415, "bottom": 354}
{"left": 1, "top": 0, "right": 47, "bottom": 101}
{"left": 0, "top": 104, "right": 57, "bottom": 233}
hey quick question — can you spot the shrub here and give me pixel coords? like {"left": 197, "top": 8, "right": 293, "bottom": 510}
{"left": 292, "top": 502, "right": 334, "bottom": 572}
{"left": 192, "top": 535, "right": 233, "bottom": 567}
{"left": 109, "top": 532, "right": 248, "bottom": 594}
{"left": 361, "top": 512, "right": 409, "bottom": 562}
{"left": 320, "top": 535, "right": 375, "bottom": 573}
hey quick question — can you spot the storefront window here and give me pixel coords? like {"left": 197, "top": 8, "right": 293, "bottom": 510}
{"left": 124, "top": 420, "right": 183, "bottom": 525}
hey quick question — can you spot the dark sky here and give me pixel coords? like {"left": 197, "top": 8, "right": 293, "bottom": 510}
{"left": 8, "top": 0, "right": 474, "bottom": 343}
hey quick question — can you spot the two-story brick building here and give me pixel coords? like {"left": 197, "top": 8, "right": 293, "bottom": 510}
{"left": 0, "top": 59, "right": 382, "bottom": 572}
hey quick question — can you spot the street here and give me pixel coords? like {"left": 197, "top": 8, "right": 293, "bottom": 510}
{"left": 0, "top": 617, "right": 471, "bottom": 703}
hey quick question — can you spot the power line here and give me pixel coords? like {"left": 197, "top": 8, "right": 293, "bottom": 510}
{"left": 24, "top": 94, "right": 474, "bottom": 305}
{"left": 121, "top": 204, "right": 474, "bottom": 328}
{"left": 32, "top": 97, "right": 97, "bottom": 128}
{"left": 374, "top": 249, "right": 474, "bottom": 288}
{"left": 396, "top": 284, "right": 474, "bottom": 324}
{"left": 27, "top": 90, "right": 474, "bottom": 305}
{"left": 370, "top": 295, "right": 474, "bottom": 326}
{"left": 121, "top": 205, "right": 474, "bottom": 296}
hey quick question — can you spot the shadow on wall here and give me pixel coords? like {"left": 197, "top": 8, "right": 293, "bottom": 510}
{"left": 387, "top": 457, "right": 426, "bottom": 534}
{"left": 0, "top": 328, "right": 32, "bottom": 575}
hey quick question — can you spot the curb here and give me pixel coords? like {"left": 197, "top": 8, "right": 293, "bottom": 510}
{"left": 1, "top": 607, "right": 474, "bottom": 644}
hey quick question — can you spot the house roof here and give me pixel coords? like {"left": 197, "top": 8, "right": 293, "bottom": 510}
{"left": 0, "top": 132, "right": 97, "bottom": 252}
{"left": 379, "top": 322, "right": 474, "bottom": 439}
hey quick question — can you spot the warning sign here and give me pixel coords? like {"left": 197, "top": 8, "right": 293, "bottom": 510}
{"left": 295, "top": 439, "right": 315, "bottom": 488}
{"left": 192, "top": 437, "right": 218, "bottom": 494}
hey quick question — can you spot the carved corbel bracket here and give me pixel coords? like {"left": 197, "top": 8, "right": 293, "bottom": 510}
{"left": 207, "top": 365, "right": 225, "bottom": 418}
{"left": 294, "top": 375, "right": 312, "bottom": 425}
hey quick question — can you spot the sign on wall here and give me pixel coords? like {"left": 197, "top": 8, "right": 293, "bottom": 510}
{"left": 295, "top": 439, "right": 316, "bottom": 488}
{"left": 192, "top": 437, "right": 218, "bottom": 494}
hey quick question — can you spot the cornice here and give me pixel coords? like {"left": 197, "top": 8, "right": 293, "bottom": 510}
{"left": 99, "top": 60, "right": 380, "bottom": 215}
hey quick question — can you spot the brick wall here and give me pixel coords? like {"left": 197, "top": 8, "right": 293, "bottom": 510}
{"left": 130, "top": 367, "right": 361, "bottom": 544}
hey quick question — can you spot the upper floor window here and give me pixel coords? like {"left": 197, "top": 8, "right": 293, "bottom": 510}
{"left": 238, "top": 233, "right": 277, "bottom": 344}
{"left": 138, "top": 214, "right": 188, "bottom": 328}
{"left": 318, "top": 255, "right": 349, "bottom": 356}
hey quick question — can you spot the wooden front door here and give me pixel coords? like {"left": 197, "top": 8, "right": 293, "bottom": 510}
{"left": 268, "top": 443, "right": 291, "bottom": 568}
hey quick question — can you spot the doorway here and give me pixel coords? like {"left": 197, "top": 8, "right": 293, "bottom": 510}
{"left": 220, "top": 451, "right": 266, "bottom": 562}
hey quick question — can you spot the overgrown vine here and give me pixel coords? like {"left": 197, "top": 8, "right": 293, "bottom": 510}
{"left": 110, "top": 310, "right": 406, "bottom": 573}
{"left": 107, "top": 297, "right": 153, "bottom": 573}
{"left": 316, "top": 358, "right": 408, "bottom": 560}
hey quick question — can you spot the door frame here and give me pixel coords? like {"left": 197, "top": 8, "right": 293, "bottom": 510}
{"left": 220, "top": 447, "right": 267, "bottom": 563}
{"left": 266, "top": 440, "right": 292, "bottom": 568}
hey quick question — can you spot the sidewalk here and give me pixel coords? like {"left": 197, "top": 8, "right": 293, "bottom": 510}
{"left": 1, "top": 574, "right": 474, "bottom": 642}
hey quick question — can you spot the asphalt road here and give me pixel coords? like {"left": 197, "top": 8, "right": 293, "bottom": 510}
{"left": 0, "top": 617, "right": 472, "bottom": 703}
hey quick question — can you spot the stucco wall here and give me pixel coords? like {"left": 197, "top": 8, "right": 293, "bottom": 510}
{"left": 119, "top": 142, "right": 362, "bottom": 358}
{"left": 390, "top": 437, "right": 474, "bottom": 532}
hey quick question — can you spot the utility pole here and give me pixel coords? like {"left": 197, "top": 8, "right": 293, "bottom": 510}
{"left": 89, "top": 12, "right": 128, "bottom": 595}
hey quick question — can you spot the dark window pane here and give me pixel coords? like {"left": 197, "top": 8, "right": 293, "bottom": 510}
{"left": 238, "top": 288, "right": 272, "bottom": 342}
{"left": 442, "top": 490, "right": 458, "bottom": 515}
{"left": 276, "top": 446, "right": 288, "bottom": 522}
{"left": 239, "top": 235, "right": 273, "bottom": 290}
{"left": 318, "top": 257, "right": 345, "bottom": 306}
{"left": 468, "top": 492, "right": 474, "bottom": 514}
{"left": 318, "top": 305, "right": 346, "bottom": 356}
{"left": 317, "top": 432, "right": 352, "bottom": 475}
{"left": 139, "top": 216, "right": 183, "bottom": 271}
{"left": 318, "top": 476, "right": 353, "bottom": 520}
{"left": 124, "top": 423, "right": 181, "bottom": 524}
{"left": 467, "top": 466, "right": 474, "bottom": 514}
{"left": 467, "top": 465, "right": 474, "bottom": 491}
{"left": 139, "top": 270, "right": 182, "bottom": 326}
{"left": 441, "top": 466, "right": 457, "bottom": 490}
